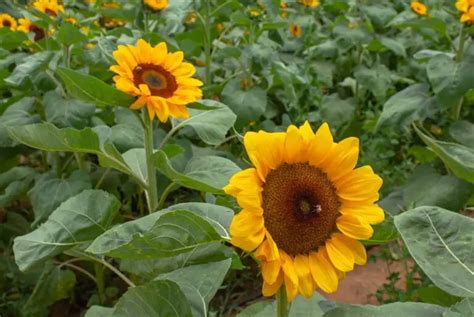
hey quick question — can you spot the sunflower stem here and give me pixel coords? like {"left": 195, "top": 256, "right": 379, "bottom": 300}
{"left": 143, "top": 110, "right": 158, "bottom": 213}
{"left": 276, "top": 286, "right": 289, "bottom": 317}
{"left": 453, "top": 24, "right": 466, "bottom": 121}
{"left": 204, "top": 0, "right": 212, "bottom": 87}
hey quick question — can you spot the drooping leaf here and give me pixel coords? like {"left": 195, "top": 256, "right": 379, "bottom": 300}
{"left": 153, "top": 151, "right": 240, "bottom": 194}
{"left": 57, "top": 22, "right": 87, "bottom": 45}
{"left": 444, "top": 298, "right": 474, "bottom": 317}
{"left": 324, "top": 302, "right": 446, "bottom": 317}
{"left": 85, "top": 306, "right": 114, "bottom": 317}
{"left": 414, "top": 125, "right": 474, "bottom": 183}
{"left": 238, "top": 294, "right": 327, "bottom": 317}
{"left": 56, "top": 67, "right": 135, "bottom": 108}
{"left": 0, "top": 97, "right": 40, "bottom": 147}
{"left": 354, "top": 64, "right": 392, "bottom": 101}
{"left": 4, "top": 51, "right": 54, "bottom": 88}
{"left": 449, "top": 120, "right": 474, "bottom": 149}
{"left": 0, "top": 166, "right": 36, "bottom": 207}
{"left": 394, "top": 206, "right": 474, "bottom": 297}
{"left": 156, "top": 259, "right": 231, "bottom": 317}
{"left": 13, "top": 190, "right": 120, "bottom": 271}
{"left": 112, "top": 280, "right": 192, "bottom": 317}
{"left": 43, "top": 90, "right": 95, "bottom": 129}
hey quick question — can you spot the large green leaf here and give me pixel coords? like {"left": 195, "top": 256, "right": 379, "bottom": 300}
{"left": 43, "top": 90, "right": 95, "bottom": 129}
{"left": 156, "top": 259, "right": 231, "bottom": 317}
{"left": 4, "top": 51, "right": 54, "bottom": 88}
{"left": 0, "top": 28, "right": 28, "bottom": 50}
{"left": 85, "top": 306, "right": 114, "bottom": 317}
{"left": 449, "top": 120, "right": 474, "bottom": 149}
{"left": 86, "top": 209, "right": 224, "bottom": 260}
{"left": 354, "top": 64, "right": 392, "bottom": 101}
{"left": 324, "top": 302, "right": 446, "bottom": 317}
{"left": 238, "top": 294, "right": 327, "bottom": 317}
{"left": 56, "top": 22, "right": 87, "bottom": 45}
{"left": 444, "top": 298, "right": 474, "bottom": 317}
{"left": 363, "top": 217, "right": 399, "bottom": 245}
{"left": 112, "top": 280, "right": 192, "bottom": 317}
{"left": 394, "top": 206, "right": 474, "bottom": 297}
{"left": 0, "top": 97, "right": 40, "bottom": 147}
{"left": 414, "top": 125, "right": 474, "bottom": 183}
{"left": 179, "top": 100, "right": 237, "bottom": 145}
{"left": 153, "top": 151, "right": 240, "bottom": 194}
{"left": 7, "top": 123, "right": 145, "bottom": 186}
{"left": 28, "top": 171, "right": 92, "bottom": 225}
{"left": 56, "top": 67, "right": 135, "bottom": 108}
{"left": 0, "top": 166, "right": 36, "bottom": 207}
{"left": 376, "top": 84, "right": 434, "bottom": 131}
{"left": 13, "top": 190, "right": 120, "bottom": 271}
{"left": 320, "top": 94, "right": 356, "bottom": 130}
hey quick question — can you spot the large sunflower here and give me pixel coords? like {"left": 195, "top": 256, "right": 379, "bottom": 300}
{"left": 0, "top": 14, "right": 17, "bottom": 31}
{"left": 33, "top": 0, "right": 64, "bottom": 16}
{"left": 224, "top": 122, "right": 384, "bottom": 301}
{"left": 18, "top": 18, "right": 47, "bottom": 41}
{"left": 110, "top": 39, "right": 203, "bottom": 122}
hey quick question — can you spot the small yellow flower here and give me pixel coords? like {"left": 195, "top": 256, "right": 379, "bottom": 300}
{"left": 289, "top": 22, "right": 302, "bottom": 38}
{"left": 224, "top": 122, "right": 384, "bottom": 301}
{"left": 0, "top": 13, "right": 17, "bottom": 31}
{"left": 102, "top": 2, "right": 120, "bottom": 9}
{"left": 249, "top": 8, "right": 261, "bottom": 17}
{"left": 461, "top": 6, "right": 474, "bottom": 23}
{"left": 18, "top": 18, "right": 46, "bottom": 42}
{"left": 65, "top": 17, "right": 77, "bottom": 24}
{"left": 33, "top": 0, "right": 64, "bottom": 17}
{"left": 144, "top": 0, "right": 168, "bottom": 11}
{"left": 280, "top": 2, "right": 287, "bottom": 9}
{"left": 80, "top": 26, "right": 90, "bottom": 35}
{"left": 110, "top": 39, "right": 203, "bottom": 122}
{"left": 216, "top": 22, "right": 225, "bottom": 32}
{"left": 455, "top": 0, "right": 474, "bottom": 13}
{"left": 86, "top": 42, "right": 96, "bottom": 49}
{"left": 411, "top": 1, "right": 428, "bottom": 16}
{"left": 301, "top": 0, "right": 320, "bottom": 8}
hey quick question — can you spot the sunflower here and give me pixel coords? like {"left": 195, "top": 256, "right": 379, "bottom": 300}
{"left": 224, "top": 122, "right": 384, "bottom": 301}
{"left": 411, "top": 1, "right": 428, "bottom": 16}
{"left": 18, "top": 18, "right": 46, "bottom": 41}
{"left": 33, "top": 0, "right": 64, "bottom": 16}
{"left": 456, "top": 0, "right": 474, "bottom": 23}
{"left": 289, "top": 22, "right": 302, "bottom": 38}
{"left": 144, "top": 0, "right": 168, "bottom": 11}
{"left": 302, "top": 0, "right": 320, "bottom": 8}
{"left": 0, "top": 14, "right": 17, "bottom": 31}
{"left": 110, "top": 39, "right": 203, "bottom": 122}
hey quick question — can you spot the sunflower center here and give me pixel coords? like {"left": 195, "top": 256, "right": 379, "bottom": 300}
{"left": 133, "top": 64, "right": 178, "bottom": 98}
{"left": 45, "top": 9, "right": 57, "bottom": 16}
{"left": 30, "top": 25, "right": 45, "bottom": 42}
{"left": 3, "top": 20, "right": 11, "bottom": 27}
{"left": 262, "top": 162, "right": 341, "bottom": 256}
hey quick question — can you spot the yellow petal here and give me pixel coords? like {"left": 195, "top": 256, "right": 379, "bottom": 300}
{"left": 262, "top": 272, "right": 283, "bottom": 297}
{"left": 337, "top": 173, "right": 383, "bottom": 203}
{"left": 294, "top": 254, "right": 314, "bottom": 299}
{"left": 172, "top": 62, "right": 196, "bottom": 77}
{"left": 224, "top": 168, "right": 262, "bottom": 197}
{"left": 255, "top": 232, "right": 280, "bottom": 262}
{"left": 136, "top": 39, "right": 153, "bottom": 64}
{"left": 336, "top": 214, "right": 373, "bottom": 240}
{"left": 151, "top": 97, "right": 169, "bottom": 122}
{"left": 284, "top": 274, "right": 298, "bottom": 302}
{"left": 164, "top": 51, "right": 184, "bottom": 71}
{"left": 176, "top": 77, "right": 203, "bottom": 87}
{"left": 309, "top": 248, "right": 339, "bottom": 293}
{"left": 320, "top": 137, "right": 358, "bottom": 178}
{"left": 284, "top": 125, "right": 305, "bottom": 164}
{"left": 229, "top": 210, "right": 264, "bottom": 237}
{"left": 262, "top": 260, "right": 281, "bottom": 284}
{"left": 298, "top": 121, "right": 314, "bottom": 144}
{"left": 244, "top": 132, "right": 270, "bottom": 181}
{"left": 258, "top": 131, "right": 285, "bottom": 170}
{"left": 298, "top": 274, "right": 315, "bottom": 299}
{"left": 340, "top": 203, "right": 385, "bottom": 225}
{"left": 235, "top": 188, "right": 263, "bottom": 215}
{"left": 152, "top": 42, "right": 168, "bottom": 65}
{"left": 230, "top": 227, "right": 265, "bottom": 251}
{"left": 308, "top": 123, "right": 334, "bottom": 167}
{"left": 130, "top": 96, "right": 148, "bottom": 110}
{"left": 294, "top": 254, "right": 310, "bottom": 277}
{"left": 336, "top": 235, "right": 367, "bottom": 265}
{"left": 325, "top": 233, "right": 355, "bottom": 272}
{"left": 280, "top": 251, "right": 298, "bottom": 285}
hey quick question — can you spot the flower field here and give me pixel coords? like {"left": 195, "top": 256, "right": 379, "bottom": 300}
{"left": 0, "top": 0, "right": 473, "bottom": 316}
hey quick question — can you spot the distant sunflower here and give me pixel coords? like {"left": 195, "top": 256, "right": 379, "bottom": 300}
{"left": 18, "top": 18, "right": 46, "bottom": 41}
{"left": 289, "top": 22, "right": 302, "bottom": 37}
{"left": 110, "top": 39, "right": 203, "bottom": 121}
{"left": 456, "top": 0, "right": 474, "bottom": 23}
{"left": 224, "top": 122, "right": 384, "bottom": 301}
{"left": 144, "top": 0, "right": 168, "bottom": 10}
{"left": 411, "top": 1, "right": 428, "bottom": 16}
{"left": 302, "top": 0, "right": 320, "bottom": 8}
{"left": 33, "top": 0, "right": 64, "bottom": 16}
{"left": 0, "top": 14, "right": 17, "bottom": 31}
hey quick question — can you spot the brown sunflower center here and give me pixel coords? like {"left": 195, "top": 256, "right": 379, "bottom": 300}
{"left": 30, "top": 25, "right": 45, "bottom": 42}
{"left": 45, "top": 9, "right": 57, "bottom": 16}
{"left": 3, "top": 20, "right": 11, "bottom": 27}
{"left": 262, "top": 162, "right": 341, "bottom": 256}
{"left": 133, "top": 64, "right": 178, "bottom": 98}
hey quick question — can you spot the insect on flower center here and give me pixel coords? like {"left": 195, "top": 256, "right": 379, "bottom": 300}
{"left": 262, "top": 162, "right": 341, "bottom": 256}
{"left": 133, "top": 64, "right": 178, "bottom": 98}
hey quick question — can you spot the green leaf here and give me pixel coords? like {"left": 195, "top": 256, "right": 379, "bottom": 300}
{"left": 28, "top": 171, "right": 92, "bottom": 225}
{"left": 156, "top": 259, "right": 231, "bottom": 317}
{"left": 414, "top": 125, "right": 474, "bottom": 183}
{"left": 153, "top": 151, "right": 240, "bottom": 194}
{"left": 0, "top": 166, "right": 36, "bottom": 207}
{"left": 56, "top": 67, "right": 135, "bottom": 107}
{"left": 180, "top": 100, "right": 237, "bottom": 145}
{"left": 394, "top": 206, "right": 474, "bottom": 297}
{"left": 85, "top": 306, "right": 114, "bottom": 317}
{"left": 450, "top": 120, "right": 474, "bottom": 149}
{"left": 354, "top": 64, "right": 392, "bottom": 101}
{"left": 379, "top": 36, "right": 406, "bottom": 57}
{"left": 22, "top": 264, "right": 76, "bottom": 316}
{"left": 0, "top": 28, "right": 28, "bottom": 50}
{"left": 57, "top": 22, "right": 87, "bottom": 45}
{"left": 87, "top": 209, "right": 224, "bottom": 260}
{"left": 0, "top": 97, "right": 40, "bottom": 147}
{"left": 43, "top": 90, "right": 95, "bottom": 129}
{"left": 4, "top": 51, "right": 54, "bottom": 88}
{"left": 320, "top": 94, "right": 356, "bottom": 130}
{"left": 113, "top": 280, "right": 192, "bottom": 317}
{"left": 402, "top": 165, "right": 473, "bottom": 212}
{"left": 13, "top": 190, "right": 120, "bottom": 271}
{"left": 415, "top": 286, "right": 460, "bottom": 307}
{"left": 238, "top": 294, "right": 327, "bottom": 317}
{"left": 376, "top": 84, "right": 434, "bottom": 131}
{"left": 7, "top": 123, "right": 145, "bottom": 186}
{"left": 444, "top": 298, "right": 474, "bottom": 317}
{"left": 363, "top": 217, "right": 399, "bottom": 245}
{"left": 324, "top": 302, "right": 446, "bottom": 317}
{"left": 221, "top": 79, "right": 267, "bottom": 127}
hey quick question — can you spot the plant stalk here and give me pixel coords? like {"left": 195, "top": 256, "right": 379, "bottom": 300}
{"left": 453, "top": 24, "right": 466, "bottom": 121}
{"left": 204, "top": 0, "right": 212, "bottom": 87}
{"left": 276, "top": 286, "right": 289, "bottom": 317}
{"left": 94, "top": 262, "right": 106, "bottom": 304}
{"left": 143, "top": 110, "right": 158, "bottom": 213}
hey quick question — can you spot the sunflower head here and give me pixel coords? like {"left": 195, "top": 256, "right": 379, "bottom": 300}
{"left": 289, "top": 22, "right": 302, "bottom": 38}
{"left": 302, "top": 0, "right": 320, "bottom": 8}
{"left": 144, "top": 0, "right": 168, "bottom": 11}
{"left": 110, "top": 39, "right": 203, "bottom": 122}
{"left": 33, "top": 0, "right": 65, "bottom": 17}
{"left": 224, "top": 122, "right": 384, "bottom": 301}
{"left": 18, "top": 18, "right": 46, "bottom": 41}
{"left": 0, "top": 14, "right": 17, "bottom": 31}
{"left": 411, "top": 1, "right": 428, "bottom": 16}
{"left": 456, "top": 0, "right": 474, "bottom": 13}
